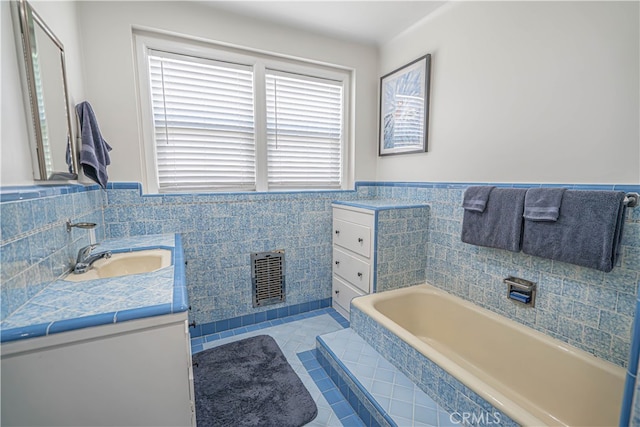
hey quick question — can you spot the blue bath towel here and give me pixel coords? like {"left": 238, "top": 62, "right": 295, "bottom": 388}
{"left": 522, "top": 190, "right": 627, "bottom": 272}
{"left": 523, "top": 188, "right": 566, "bottom": 221}
{"left": 76, "top": 102, "right": 112, "bottom": 189}
{"left": 462, "top": 186, "right": 496, "bottom": 213}
{"left": 65, "top": 135, "right": 73, "bottom": 173}
{"left": 461, "top": 188, "right": 527, "bottom": 252}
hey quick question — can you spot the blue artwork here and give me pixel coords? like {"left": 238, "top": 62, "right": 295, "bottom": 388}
{"left": 380, "top": 55, "right": 431, "bottom": 155}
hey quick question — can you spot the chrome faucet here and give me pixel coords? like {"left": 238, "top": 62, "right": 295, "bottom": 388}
{"left": 74, "top": 244, "right": 112, "bottom": 274}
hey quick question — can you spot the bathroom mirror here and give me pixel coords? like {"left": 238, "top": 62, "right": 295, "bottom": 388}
{"left": 12, "top": 0, "right": 78, "bottom": 180}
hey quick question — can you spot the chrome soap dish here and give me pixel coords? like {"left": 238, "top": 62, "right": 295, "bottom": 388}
{"left": 504, "top": 276, "right": 536, "bottom": 307}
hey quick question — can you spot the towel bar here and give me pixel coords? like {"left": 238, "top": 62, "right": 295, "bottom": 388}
{"left": 624, "top": 192, "right": 639, "bottom": 208}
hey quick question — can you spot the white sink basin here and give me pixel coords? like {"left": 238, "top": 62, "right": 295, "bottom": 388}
{"left": 65, "top": 249, "right": 172, "bottom": 282}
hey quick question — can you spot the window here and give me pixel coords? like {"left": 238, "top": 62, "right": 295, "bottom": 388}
{"left": 135, "top": 34, "right": 350, "bottom": 193}
{"left": 149, "top": 53, "right": 255, "bottom": 192}
{"left": 266, "top": 71, "right": 343, "bottom": 189}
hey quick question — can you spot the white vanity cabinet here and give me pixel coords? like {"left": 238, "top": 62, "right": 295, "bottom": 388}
{"left": 332, "top": 204, "right": 375, "bottom": 319}
{"left": 1, "top": 312, "right": 195, "bottom": 427}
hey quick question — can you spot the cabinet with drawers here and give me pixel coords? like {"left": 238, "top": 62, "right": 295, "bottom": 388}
{"left": 331, "top": 204, "right": 375, "bottom": 319}
{"left": 331, "top": 200, "right": 430, "bottom": 319}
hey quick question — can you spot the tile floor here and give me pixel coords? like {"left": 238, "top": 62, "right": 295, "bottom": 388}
{"left": 192, "top": 308, "right": 359, "bottom": 426}
{"left": 190, "top": 308, "right": 456, "bottom": 427}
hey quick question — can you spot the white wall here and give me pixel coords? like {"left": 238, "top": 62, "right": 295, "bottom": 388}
{"left": 377, "top": 1, "right": 640, "bottom": 185}
{"left": 76, "top": 1, "right": 379, "bottom": 189}
{"left": 6, "top": 1, "right": 636, "bottom": 188}
{"left": 30, "top": 1, "right": 86, "bottom": 108}
{"left": 1, "top": 0, "right": 86, "bottom": 186}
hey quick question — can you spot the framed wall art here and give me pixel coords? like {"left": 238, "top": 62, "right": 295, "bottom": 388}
{"left": 379, "top": 54, "right": 431, "bottom": 156}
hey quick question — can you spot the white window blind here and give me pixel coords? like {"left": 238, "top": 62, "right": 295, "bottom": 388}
{"left": 148, "top": 51, "right": 256, "bottom": 192}
{"left": 266, "top": 71, "right": 343, "bottom": 189}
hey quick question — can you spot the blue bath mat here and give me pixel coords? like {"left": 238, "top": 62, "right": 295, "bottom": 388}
{"left": 192, "top": 334, "right": 317, "bottom": 427}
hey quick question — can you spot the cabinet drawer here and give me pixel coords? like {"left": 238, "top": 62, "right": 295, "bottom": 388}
{"left": 333, "top": 247, "right": 370, "bottom": 293}
{"left": 333, "top": 218, "right": 371, "bottom": 257}
{"left": 332, "top": 276, "right": 366, "bottom": 314}
{"left": 332, "top": 207, "right": 374, "bottom": 226}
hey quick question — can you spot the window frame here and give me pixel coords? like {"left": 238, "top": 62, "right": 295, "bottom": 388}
{"left": 133, "top": 30, "right": 352, "bottom": 194}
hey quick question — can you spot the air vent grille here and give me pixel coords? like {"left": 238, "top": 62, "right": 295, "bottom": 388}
{"left": 251, "top": 250, "right": 285, "bottom": 307}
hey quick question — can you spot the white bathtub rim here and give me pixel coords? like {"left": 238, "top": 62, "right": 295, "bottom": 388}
{"left": 351, "top": 283, "right": 625, "bottom": 427}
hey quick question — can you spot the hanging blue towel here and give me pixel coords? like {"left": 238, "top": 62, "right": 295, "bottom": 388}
{"left": 462, "top": 186, "right": 495, "bottom": 212}
{"left": 461, "top": 187, "right": 527, "bottom": 252}
{"left": 65, "top": 135, "right": 73, "bottom": 173}
{"left": 523, "top": 188, "right": 567, "bottom": 221}
{"left": 522, "top": 190, "right": 627, "bottom": 272}
{"left": 76, "top": 101, "right": 112, "bottom": 189}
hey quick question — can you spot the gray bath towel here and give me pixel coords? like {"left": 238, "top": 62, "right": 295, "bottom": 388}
{"left": 523, "top": 188, "right": 566, "bottom": 221}
{"left": 76, "top": 102, "right": 112, "bottom": 189}
{"left": 462, "top": 186, "right": 496, "bottom": 212}
{"left": 461, "top": 188, "right": 527, "bottom": 252}
{"left": 522, "top": 190, "right": 627, "bottom": 272}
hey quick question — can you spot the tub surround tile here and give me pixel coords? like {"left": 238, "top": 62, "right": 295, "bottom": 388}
{"left": 350, "top": 306, "right": 518, "bottom": 427}
{"left": 375, "top": 206, "right": 430, "bottom": 293}
{"left": 317, "top": 328, "right": 458, "bottom": 427}
{"left": 357, "top": 182, "right": 640, "bottom": 367}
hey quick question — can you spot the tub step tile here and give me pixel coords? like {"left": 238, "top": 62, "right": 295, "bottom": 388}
{"left": 316, "top": 328, "right": 456, "bottom": 427}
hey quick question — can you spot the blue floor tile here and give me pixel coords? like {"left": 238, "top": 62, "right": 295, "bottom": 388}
{"left": 332, "top": 400, "right": 356, "bottom": 420}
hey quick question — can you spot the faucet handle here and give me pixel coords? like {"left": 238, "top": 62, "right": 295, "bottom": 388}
{"left": 77, "top": 244, "right": 99, "bottom": 263}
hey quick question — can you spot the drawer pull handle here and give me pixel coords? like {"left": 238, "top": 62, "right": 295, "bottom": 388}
{"left": 358, "top": 237, "right": 364, "bottom": 243}
{"left": 335, "top": 261, "right": 340, "bottom": 265}
{"left": 357, "top": 272, "right": 363, "bottom": 278}
{"left": 335, "top": 230, "right": 340, "bottom": 235}
{"left": 335, "top": 290, "right": 340, "bottom": 295}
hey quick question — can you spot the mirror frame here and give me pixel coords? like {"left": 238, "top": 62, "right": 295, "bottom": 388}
{"left": 13, "top": 0, "right": 78, "bottom": 180}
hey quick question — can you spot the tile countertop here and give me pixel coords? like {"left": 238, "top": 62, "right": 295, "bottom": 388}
{"left": 0, "top": 234, "right": 188, "bottom": 343}
{"left": 332, "top": 199, "right": 430, "bottom": 211}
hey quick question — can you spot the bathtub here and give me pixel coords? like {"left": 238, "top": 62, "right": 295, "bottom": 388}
{"left": 351, "top": 284, "right": 625, "bottom": 426}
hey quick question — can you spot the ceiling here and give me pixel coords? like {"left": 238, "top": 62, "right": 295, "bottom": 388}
{"left": 200, "top": 1, "right": 447, "bottom": 46}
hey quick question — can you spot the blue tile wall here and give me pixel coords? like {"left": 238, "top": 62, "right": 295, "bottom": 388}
{"left": 1, "top": 180, "right": 637, "bottom": 370}
{"left": 0, "top": 185, "right": 106, "bottom": 321}
{"left": 189, "top": 297, "right": 333, "bottom": 338}
{"left": 102, "top": 183, "right": 360, "bottom": 326}
{"left": 357, "top": 182, "right": 640, "bottom": 367}
{"left": 376, "top": 207, "right": 430, "bottom": 292}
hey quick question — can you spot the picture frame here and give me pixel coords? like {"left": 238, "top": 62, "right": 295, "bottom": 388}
{"left": 379, "top": 54, "right": 431, "bottom": 156}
